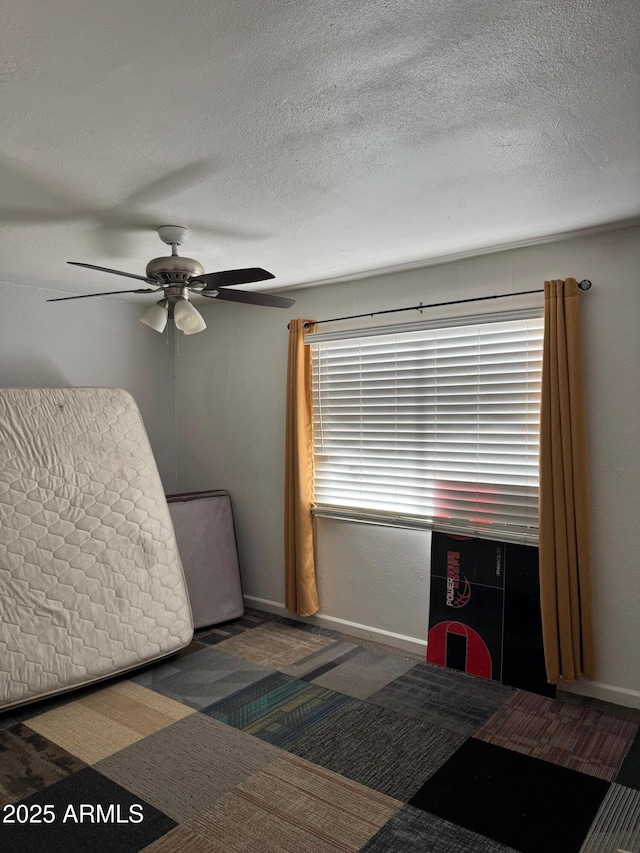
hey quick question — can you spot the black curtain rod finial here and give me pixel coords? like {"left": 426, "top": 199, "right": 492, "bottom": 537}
{"left": 578, "top": 280, "right": 592, "bottom": 290}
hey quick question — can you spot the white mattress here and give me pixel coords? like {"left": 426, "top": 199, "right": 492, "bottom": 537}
{"left": 0, "top": 387, "right": 193, "bottom": 711}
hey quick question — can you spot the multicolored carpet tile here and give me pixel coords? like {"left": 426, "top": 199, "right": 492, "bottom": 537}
{"left": 200, "top": 671, "right": 356, "bottom": 748}
{"left": 0, "top": 608, "right": 638, "bottom": 853}
{"left": 475, "top": 689, "right": 639, "bottom": 780}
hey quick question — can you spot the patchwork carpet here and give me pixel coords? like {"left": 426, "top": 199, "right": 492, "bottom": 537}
{"left": 0, "top": 607, "right": 638, "bottom": 852}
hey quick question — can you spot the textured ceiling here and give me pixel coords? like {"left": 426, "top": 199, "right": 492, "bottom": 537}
{"left": 2, "top": 0, "right": 639, "bottom": 298}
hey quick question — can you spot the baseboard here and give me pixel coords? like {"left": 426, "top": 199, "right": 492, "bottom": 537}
{"left": 243, "top": 595, "right": 427, "bottom": 656}
{"left": 557, "top": 679, "right": 640, "bottom": 710}
{"left": 245, "top": 596, "right": 640, "bottom": 709}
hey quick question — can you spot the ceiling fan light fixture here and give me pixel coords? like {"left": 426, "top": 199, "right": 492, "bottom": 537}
{"left": 140, "top": 300, "right": 168, "bottom": 333}
{"left": 54, "top": 226, "right": 294, "bottom": 328}
{"left": 183, "top": 315, "right": 207, "bottom": 335}
{"left": 173, "top": 297, "right": 206, "bottom": 334}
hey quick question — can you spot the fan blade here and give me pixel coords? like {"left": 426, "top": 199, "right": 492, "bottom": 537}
{"left": 191, "top": 268, "right": 275, "bottom": 289}
{"left": 67, "top": 261, "right": 157, "bottom": 284}
{"left": 47, "top": 289, "right": 156, "bottom": 302}
{"left": 201, "top": 288, "right": 295, "bottom": 309}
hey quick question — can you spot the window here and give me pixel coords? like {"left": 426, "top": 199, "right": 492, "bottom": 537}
{"left": 310, "top": 310, "right": 544, "bottom": 544}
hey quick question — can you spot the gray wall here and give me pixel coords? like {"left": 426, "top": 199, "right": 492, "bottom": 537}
{"left": 175, "top": 225, "right": 640, "bottom": 706}
{"left": 0, "top": 281, "right": 177, "bottom": 492}
{"left": 5, "top": 233, "right": 634, "bottom": 704}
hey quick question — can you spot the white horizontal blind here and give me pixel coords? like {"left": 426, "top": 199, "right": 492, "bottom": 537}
{"left": 310, "top": 313, "right": 544, "bottom": 544}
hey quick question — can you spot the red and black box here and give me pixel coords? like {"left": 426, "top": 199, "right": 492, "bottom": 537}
{"left": 427, "top": 532, "right": 554, "bottom": 697}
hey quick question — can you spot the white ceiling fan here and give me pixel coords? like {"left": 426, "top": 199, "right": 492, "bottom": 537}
{"left": 47, "top": 225, "right": 295, "bottom": 335}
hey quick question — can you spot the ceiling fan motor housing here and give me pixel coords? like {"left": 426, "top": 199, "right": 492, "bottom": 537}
{"left": 145, "top": 255, "right": 205, "bottom": 284}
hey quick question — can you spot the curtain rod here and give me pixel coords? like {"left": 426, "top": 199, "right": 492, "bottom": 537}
{"left": 291, "top": 280, "right": 592, "bottom": 330}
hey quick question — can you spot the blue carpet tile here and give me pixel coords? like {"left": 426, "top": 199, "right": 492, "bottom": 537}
{"left": 200, "top": 670, "right": 356, "bottom": 747}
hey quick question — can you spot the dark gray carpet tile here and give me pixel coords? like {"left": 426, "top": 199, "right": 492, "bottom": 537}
{"left": 311, "top": 647, "right": 416, "bottom": 700}
{"left": 361, "top": 804, "right": 520, "bottom": 853}
{"left": 132, "top": 647, "right": 274, "bottom": 710}
{"left": 288, "top": 700, "right": 465, "bottom": 801}
{"left": 0, "top": 767, "right": 176, "bottom": 853}
{"left": 368, "top": 661, "right": 514, "bottom": 736}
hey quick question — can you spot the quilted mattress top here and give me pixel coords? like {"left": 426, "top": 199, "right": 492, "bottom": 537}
{"left": 0, "top": 387, "right": 193, "bottom": 710}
